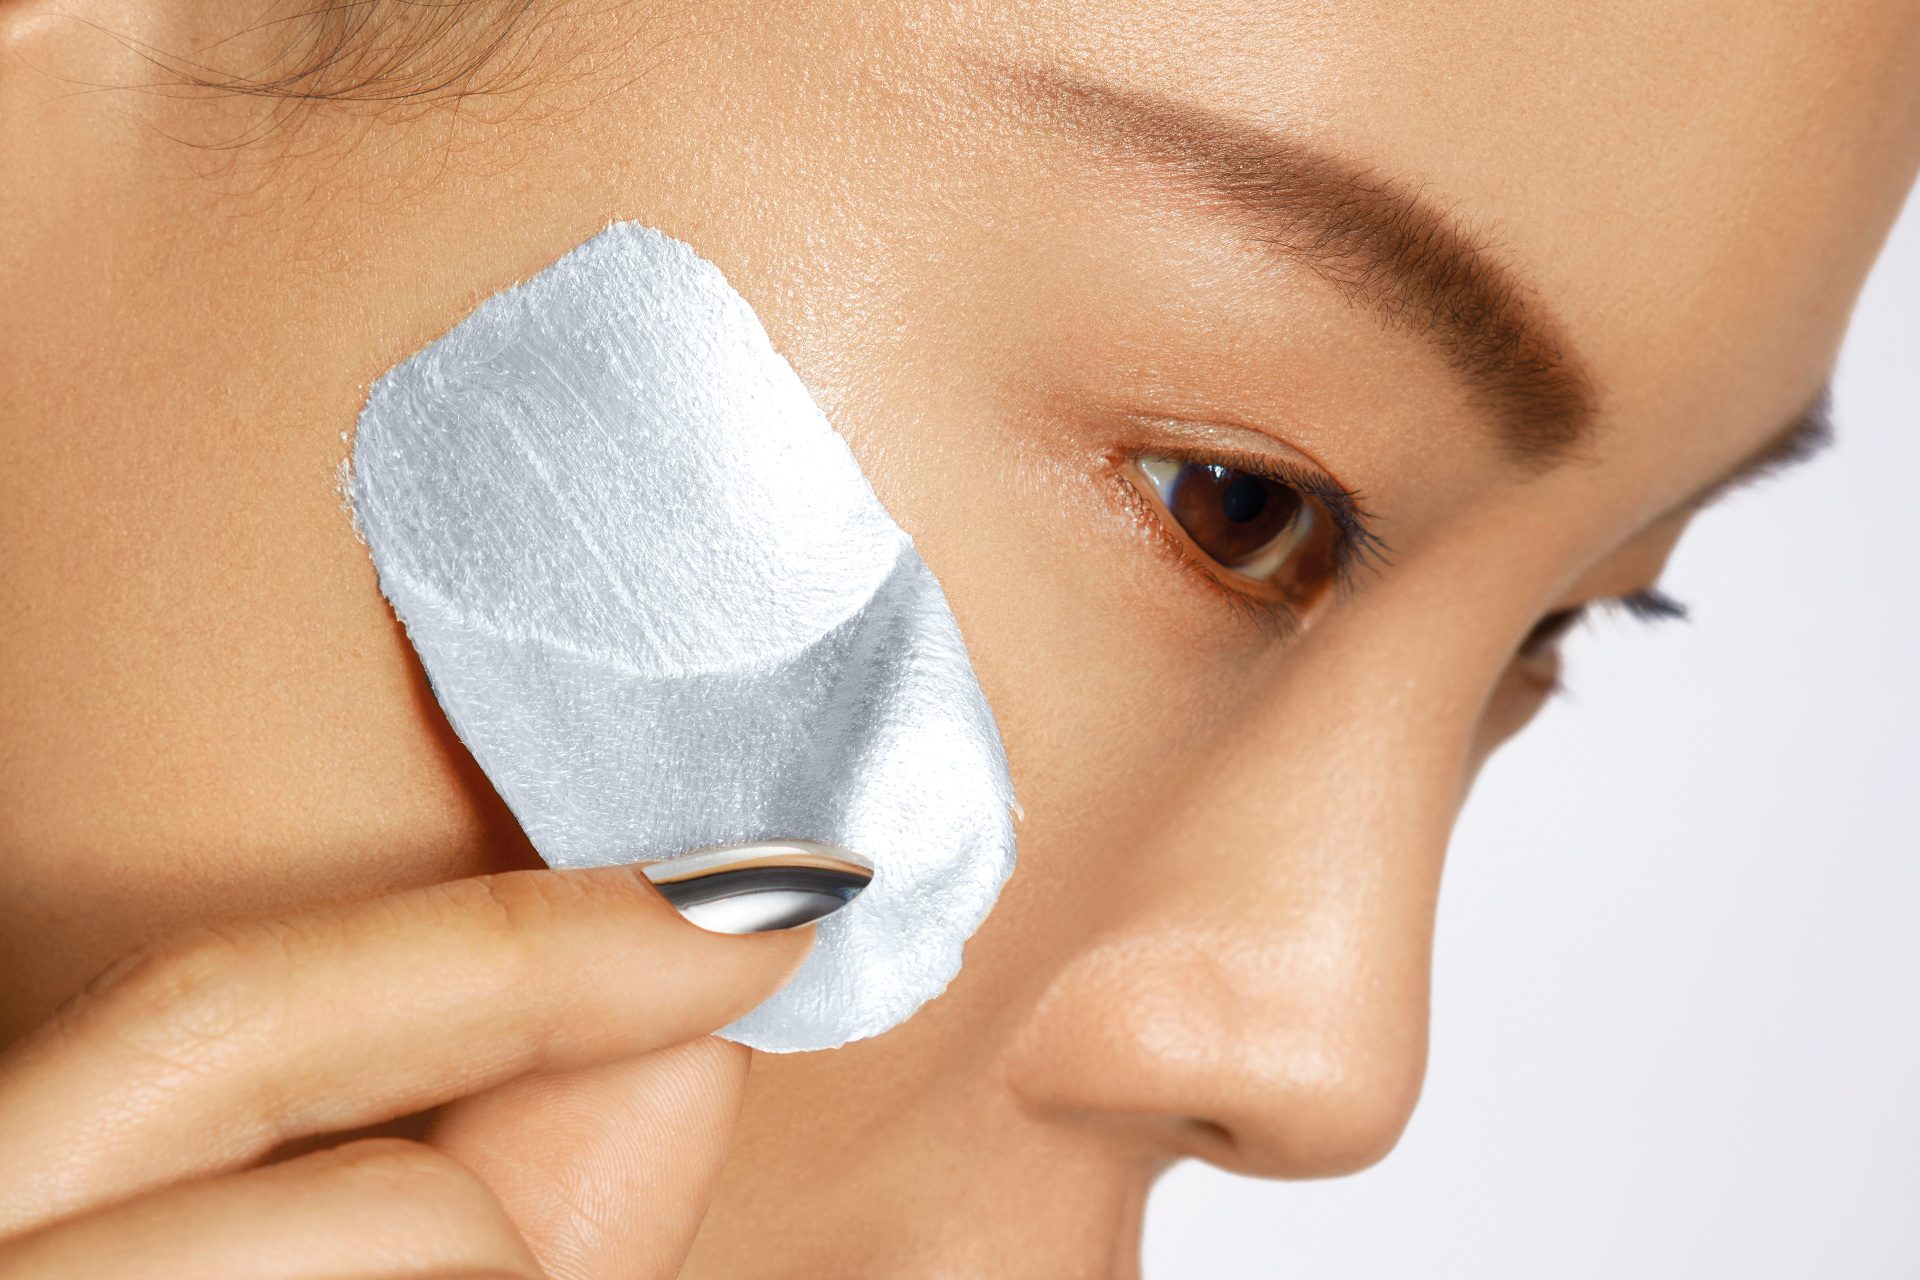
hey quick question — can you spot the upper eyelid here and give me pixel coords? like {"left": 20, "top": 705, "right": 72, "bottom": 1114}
{"left": 1100, "top": 406, "right": 1339, "bottom": 474}
{"left": 1086, "top": 403, "right": 1366, "bottom": 502}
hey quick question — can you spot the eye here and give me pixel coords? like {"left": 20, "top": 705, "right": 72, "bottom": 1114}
{"left": 1132, "top": 454, "right": 1343, "bottom": 605}
{"left": 1514, "top": 604, "right": 1586, "bottom": 688}
{"left": 1518, "top": 605, "right": 1586, "bottom": 659}
{"left": 1512, "top": 589, "right": 1686, "bottom": 691}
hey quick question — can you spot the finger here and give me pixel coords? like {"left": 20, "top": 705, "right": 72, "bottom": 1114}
{"left": 0, "top": 867, "right": 811, "bottom": 1236}
{"left": 0, "top": 1139, "right": 544, "bottom": 1280}
{"left": 432, "top": 1036, "right": 752, "bottom": 1280}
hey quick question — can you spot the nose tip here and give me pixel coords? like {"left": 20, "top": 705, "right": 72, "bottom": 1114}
{"left": 991, "top": 618, "right": 1464, "bottom": 1179}
{"left": 1004, "top": 916, "right": 1431, "bottom": 1179}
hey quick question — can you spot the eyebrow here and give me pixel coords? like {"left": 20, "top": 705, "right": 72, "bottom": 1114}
{"left": 1012, "top": 72, "right": 1599, "bottom": 467}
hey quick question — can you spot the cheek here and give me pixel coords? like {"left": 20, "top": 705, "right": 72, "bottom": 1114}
{"left": 885, "top": 442, "right": 1274, "bottom": 840}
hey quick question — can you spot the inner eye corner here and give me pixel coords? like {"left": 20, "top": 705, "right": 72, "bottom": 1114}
{"left": 1133, "top": 452, "right": 1182, "bottom": 491}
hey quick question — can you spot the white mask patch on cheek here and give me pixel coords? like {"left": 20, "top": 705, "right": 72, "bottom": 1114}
{"left": 347, "top": 223, "right": 1017, "bottom": 1052}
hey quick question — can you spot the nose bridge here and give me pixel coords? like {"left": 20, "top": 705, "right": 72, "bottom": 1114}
{"left": 1003, "top": 626, "right": 1472, "bottom": 1179}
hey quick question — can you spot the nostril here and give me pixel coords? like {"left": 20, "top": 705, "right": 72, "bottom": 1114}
{"left": 1160, "top": 1076, "right": 1424, "bottom": 1180}
{"left": 1159, "top": 1072, "right": 1421, "bottom": 1179}
{"left": 1003, "top": 924, "right": 1432, "bottom": 1181}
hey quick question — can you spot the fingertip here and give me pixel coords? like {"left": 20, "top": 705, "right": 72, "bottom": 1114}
{"left": 541, "top": 864, "right": 819, "bottom": 1027}
{"left": 714, "top": 914, "right": 818, "bottom": 994}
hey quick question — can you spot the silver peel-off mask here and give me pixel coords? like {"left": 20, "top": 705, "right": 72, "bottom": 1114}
{"left": 348, "top": 223, "right": 1017, "bottom": 1052}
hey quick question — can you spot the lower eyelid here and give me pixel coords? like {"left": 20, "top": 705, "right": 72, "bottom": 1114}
{"left": 1230, "top": 505, "right": 1317, "bottom": 582}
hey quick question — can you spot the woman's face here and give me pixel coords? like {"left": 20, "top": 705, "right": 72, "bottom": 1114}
{"left": 4, "top": 0, "right": 1917, "bottom": 1274}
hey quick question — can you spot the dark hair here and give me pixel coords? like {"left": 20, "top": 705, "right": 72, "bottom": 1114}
{"left": 148, "top": 0, "right": 540, "bottom": 110}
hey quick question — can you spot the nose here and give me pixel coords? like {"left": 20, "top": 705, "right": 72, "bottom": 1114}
{"left": 1000, "top": 630, "right": 1467, "bottom": 1179}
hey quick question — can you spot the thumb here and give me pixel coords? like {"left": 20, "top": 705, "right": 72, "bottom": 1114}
{"left": 431, "top": 1035, "right": 753, "bottom": 1280}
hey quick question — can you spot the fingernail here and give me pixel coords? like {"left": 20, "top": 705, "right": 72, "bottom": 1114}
{"left": 643, "top": 841, "right": 873, "bottom": 934}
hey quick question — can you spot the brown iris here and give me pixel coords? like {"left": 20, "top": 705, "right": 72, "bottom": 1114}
{"left": 1163, "top": 463, "right": 1304, "bottom": 568}
{"left": 1135, "top": 455, "right": 1337, "bottom": 605}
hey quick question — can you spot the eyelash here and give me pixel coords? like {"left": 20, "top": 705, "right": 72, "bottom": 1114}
{"left": 1117, "top": 444, "right": 1387, "bottom": 631}
{"left": 1618, "top": 587, "right": 1690, "bottom": 623}
{"left": 1517, "top": 588, "right": 1690, "bottom": 694}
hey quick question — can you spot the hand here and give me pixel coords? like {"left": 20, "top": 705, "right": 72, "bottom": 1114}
{"left": 0, "top": 866, "right": 813, "bottom": 1279}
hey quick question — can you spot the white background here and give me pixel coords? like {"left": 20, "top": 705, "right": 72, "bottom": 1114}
{"left": 1143, "top": 189, "right": 1920, "bottom": 1277}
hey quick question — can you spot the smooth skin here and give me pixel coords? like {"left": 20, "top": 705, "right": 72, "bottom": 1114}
{"left": 2, "top": 1, "right": 1917, "bottom": 1277}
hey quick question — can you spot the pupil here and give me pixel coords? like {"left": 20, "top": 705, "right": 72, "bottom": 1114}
{"left": 1221, "top": 474, "right": 1267, "bottom": 523}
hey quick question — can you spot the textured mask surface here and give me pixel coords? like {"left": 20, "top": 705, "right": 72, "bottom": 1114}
{"left": 349, "top": 223, "right": 1017, "bottom": 1052}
